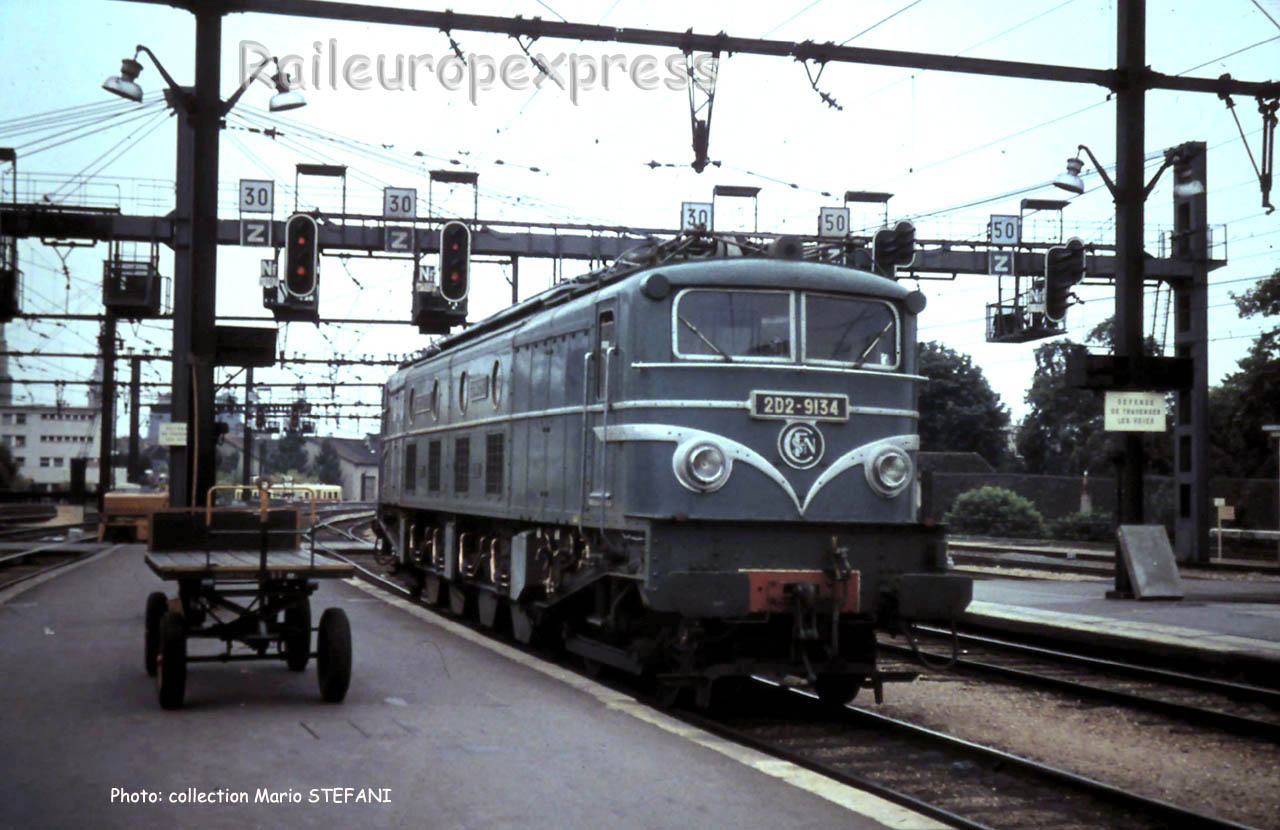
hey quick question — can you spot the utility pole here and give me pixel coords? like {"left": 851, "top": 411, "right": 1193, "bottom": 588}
{"left": 97, "top": 311, "right": 117, "bottom": 502}
{"left": 167, "top": 7, "right": 223, "bottom": 510}
{"left": 128, "top": 355, "right": 141, "bottom": 483}
{"left": 242, "top": 366, "right": 253, "bottom": 489}
{"left": 1109, "top": 0, "right": 1146, "bottom": 598}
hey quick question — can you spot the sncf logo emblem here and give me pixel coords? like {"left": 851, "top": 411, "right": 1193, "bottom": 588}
{"left": 777, "top": 422, "right": 824, "bottom": 470}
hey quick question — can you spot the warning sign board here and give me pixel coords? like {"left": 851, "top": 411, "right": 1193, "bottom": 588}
{"left": 1104, "top": 391, "right": 1166, "bottom": 432}
{"left": 158, "top": 422, "right": 188, "bottom": 447}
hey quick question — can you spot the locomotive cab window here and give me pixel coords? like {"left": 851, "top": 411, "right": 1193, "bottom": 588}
{"left": 803, "top": 294, "right": 900, "bottom": 370}
{"left": 673, "top": 289, "right": 792, "bottom": 361}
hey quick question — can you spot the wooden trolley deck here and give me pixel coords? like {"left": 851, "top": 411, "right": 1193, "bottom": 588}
{"left": 145, "top": 550, "right": 354, "bottom": 580}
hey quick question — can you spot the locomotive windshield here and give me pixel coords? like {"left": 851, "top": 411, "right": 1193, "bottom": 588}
{"left": 673, "top": 288, "right": 899, "bottom": 370}
{"left": 674, "top": 289, "right": 792, "bottom": 360}
{"left": 803, "top": 293, "right": 899, "bottom": 369}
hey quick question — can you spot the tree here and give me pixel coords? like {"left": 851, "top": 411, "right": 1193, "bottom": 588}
{"left": 267, "top": 431, "right": 310, "bottom": 477}
{"left": 916, "top": 341, "right": 1011, "bottom": 468}
{"left": 1015, "top": 339, "right": 1108, "bottom": 475}
{"left": 313, "top": 440, "right": 343, "bottom": 485}
{"left": 1210, "top": 268, "right": 1280, "bottom": 477}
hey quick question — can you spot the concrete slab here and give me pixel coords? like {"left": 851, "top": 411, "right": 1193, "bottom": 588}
{"left": 0, "top": 543, "right": 943, "bottom": 830}
{"left": 966, "top": 576, "right": 1280, "bottom": 665}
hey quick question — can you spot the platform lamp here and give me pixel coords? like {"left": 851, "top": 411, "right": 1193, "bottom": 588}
{"left": 100, "top": 43, "right": 305, "bottom": 512}
{"left": 103, "top": 47, "right": 306, "bottom": 113}
{"left": 1053, "top": 144, "right": 1202, "bottom": 202}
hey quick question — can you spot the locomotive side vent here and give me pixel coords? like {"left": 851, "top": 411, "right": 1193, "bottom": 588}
{"left": 485, "top": 433, "right": 505, "bottom": 495}
{"left": 454, "top": 438, "right": 471, "bottom": 493}
{"left": 427, "top": 440, "right": 442, "bottom": 492}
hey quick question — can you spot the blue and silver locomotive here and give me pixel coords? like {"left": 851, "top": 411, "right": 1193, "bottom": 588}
{"left": 377, "top": 234, "right": 971, "bottom": 706}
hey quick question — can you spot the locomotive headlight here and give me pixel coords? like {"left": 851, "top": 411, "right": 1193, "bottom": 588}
{"left": 866, "top": 445, "right": 913, "bottom": 498}
{"left": 673, "top": 439, "right": 732, "bottom": 492}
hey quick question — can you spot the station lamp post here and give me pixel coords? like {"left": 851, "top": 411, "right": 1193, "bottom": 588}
{"left": 102, "top": 30, "right": 305, "bottom": 509}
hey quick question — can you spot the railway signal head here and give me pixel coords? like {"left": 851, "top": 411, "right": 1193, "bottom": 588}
{"left": 438, "top": 221, "right": 471, "bottom": 303}
{"left": 1044, "top": 237, "right": 1086, "bottom": 322}
{"left": 284, "top": 214, "right": 319, "bottom": 297}
{"left": 872, "top": 221, "right": 916, "bottom": 278}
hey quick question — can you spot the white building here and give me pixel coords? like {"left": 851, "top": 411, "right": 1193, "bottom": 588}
{"left": 1, "top": 404, "right": 101, "bottom": 490}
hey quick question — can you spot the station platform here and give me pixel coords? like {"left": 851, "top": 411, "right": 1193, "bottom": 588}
{"left": 0, "top": 543, "right": 943, "bottom": 830}
{"left": 963, "top": 571, "right": 1280, "bottom": 670}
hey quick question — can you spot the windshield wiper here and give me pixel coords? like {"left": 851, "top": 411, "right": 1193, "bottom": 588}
{"left": 679, "top": 315, "right": 733, "bottom": 361}
{"left": 852, "top": 320, "right": 894, "bottom": 368}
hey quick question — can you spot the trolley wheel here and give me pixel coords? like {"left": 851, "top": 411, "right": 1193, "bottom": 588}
{"left": 284, "top": 597, "right": 312, "bottom": 672}
{"left": 316, "top": 608, "right": 352, "bottom": 703}
{"left": 144, "top": 592, "right": 167, "bottom": 677}
{"left": 156, "top": 612, "right": 187, "bottom": 710}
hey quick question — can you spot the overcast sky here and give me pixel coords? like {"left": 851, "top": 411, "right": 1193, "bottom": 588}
{"left": 1, "top": 0, "right": 1277, "bottom": 437}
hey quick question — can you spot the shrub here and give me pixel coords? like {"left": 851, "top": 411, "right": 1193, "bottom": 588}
{"left": 1047, "top": 511, "right": 1114, "bottom": 542}
{"left": 944, "top": 486, "right": 1045, "bottom": 538}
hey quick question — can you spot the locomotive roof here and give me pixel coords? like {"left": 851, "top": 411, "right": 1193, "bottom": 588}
{"left": 400, "top": 254, "right": 906, "bottom": 369}
{"left": 651, "top": 257, "right": 909, "bottom": 297}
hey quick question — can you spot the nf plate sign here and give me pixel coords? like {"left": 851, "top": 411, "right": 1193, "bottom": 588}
{"left": 1104, "top": 391, "right": 1166, "bottom": 432}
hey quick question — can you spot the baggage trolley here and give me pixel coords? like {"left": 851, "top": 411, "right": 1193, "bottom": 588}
{"left": 142, "top": 484, "right": 355, "bottom": 709}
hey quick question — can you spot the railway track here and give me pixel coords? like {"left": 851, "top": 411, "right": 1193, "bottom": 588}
{"left": 880, "top": 627, "right": 1280, "bottom": 742}
{"left": 0, "top": 529, "right": 106, "bottom": 592}
{"left": 688, "top": 683, "right": 1257, "bottom": 830}
{"left": 310, "top": 515, "right": 1262, "bottom": 830}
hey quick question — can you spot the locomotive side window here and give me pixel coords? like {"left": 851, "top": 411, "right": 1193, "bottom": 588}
{"left": 803, "top": 294, "right": 900, "bottom": 370}
{"left": 673, "top": 289, "right": 792, "bottom": 361}
{"left": 459, "top": 371, "right": 469, "bottom": 414}
{"left": 491, "top": 361, "right": 503, "bottom": 408}
{"left": 430, "top": 379, "right": 439, "bottom": 421}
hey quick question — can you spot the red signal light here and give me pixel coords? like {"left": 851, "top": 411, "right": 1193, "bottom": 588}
{"left": 438, "top": 221, "right": 470, "bottom": 303}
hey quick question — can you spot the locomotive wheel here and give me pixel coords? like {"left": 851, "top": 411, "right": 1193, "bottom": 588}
{"left": 144, "top": 592, "right": 167, "bottom": 677}
{"left": 284, "top": 597, "right": 312, "bottom": 672}
{"left": 422, "top": 574, "right": 446, "bottom": 607}
{"left": 448, "top": 585, "right": 470, "bottom": 617}
{"left": 813, "top": 674, "right": 860, "bottom": 708}
{"left": 655, "top": 680, "right": 692, "bottom": 709}
{"left": 316, "top": 608, "right": 352, "bottom": 703}
{"left": 510, "top": 604, "right": 536, "bottom": 644}
{"left": 476, "top": 591, "right": 504, "bottom": 630}
{"left": 156, "top": 612, "right": 187, "bottom": 710}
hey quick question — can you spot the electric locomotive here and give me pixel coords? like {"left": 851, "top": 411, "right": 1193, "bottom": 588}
{"left": 377, "top": 234, "right": 971, "bottom": 706}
